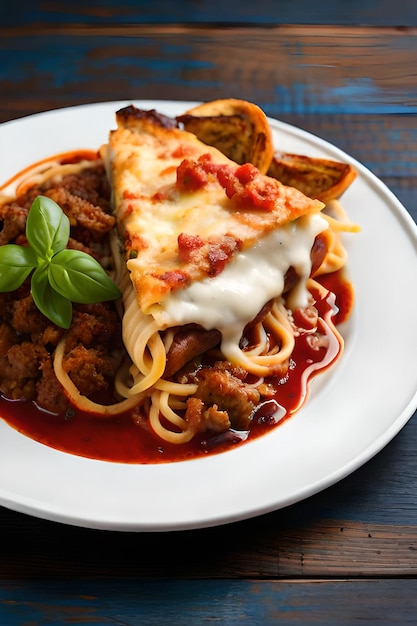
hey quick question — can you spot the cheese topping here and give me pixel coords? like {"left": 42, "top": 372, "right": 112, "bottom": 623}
{"left": 155, "top": 212, "right": 328, "bottom": 360}
{"left": 103, "top": 106, "right": 325, "bottom": 314}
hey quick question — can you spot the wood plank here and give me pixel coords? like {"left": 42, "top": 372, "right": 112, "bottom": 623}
{"left": 280, "top": 113, "right": 417, "bottom": 221}
{"left": 1, "top": 26, "right": 417, "bottom": 120}
{"left": 1, "top": 27, "right": 416, "bottom": 218}
{"left": 1, "top": 0, "right": 417, "bottom": 27}
{"left": 1, "top": 516, "right": 415, "bottom": 578}
{"left": 1, "top": 579, "right": 417, "bottom": 625}
{"left": 1, "top": 517, "right": 416, "bottom": 578}
{"left": 1, "top": 20, "right": 416, "bottom": 596}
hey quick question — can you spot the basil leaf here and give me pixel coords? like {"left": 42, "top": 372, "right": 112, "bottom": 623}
{"left": 0, "top": 244, "right": 37, "bottom": 291}
{"left": 48, "top": 249, "right": 121, "bottom": 303}
{"left": 31, "top": 263, "right": 73, "bottom": 329}
{"left": 26, "top": 195, "right": 70, "bottom": 258}
{"left": 1, "top": 194, "right": 119, "bottom": 327}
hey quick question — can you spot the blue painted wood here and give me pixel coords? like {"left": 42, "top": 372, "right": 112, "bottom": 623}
{"left": 1, "top": 0, "right": 417, "bottom": 27}
{"left": 1, "top": 31, "right": 417, "bottom": 117}
{"left": 0, "top": 17, "right": 416, "bottom": 613}
{"left": 305, "top": 414, "right": 417, "bottom": 525}
{"left": 1, "top": 579, "right": 417, "bottom": 625}
{"left": 2, "top": 28, "right": 416, "bottom": 220}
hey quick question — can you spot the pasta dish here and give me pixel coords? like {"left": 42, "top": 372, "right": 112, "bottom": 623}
{"left": 0, "top": 99, "right": 359, "bottom": 463}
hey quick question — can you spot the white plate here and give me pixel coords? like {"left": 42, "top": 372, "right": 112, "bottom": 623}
{"left": 0, "top": 101, "right": 416, "bottom": 531}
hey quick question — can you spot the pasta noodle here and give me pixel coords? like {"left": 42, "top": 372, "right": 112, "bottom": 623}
{"left": 0, "top": 103, "right": 359, "bottom": 455}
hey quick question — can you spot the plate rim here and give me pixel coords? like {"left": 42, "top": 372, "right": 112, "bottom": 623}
{"left": 0, "top": 99, "right": 416, "bottom": 531}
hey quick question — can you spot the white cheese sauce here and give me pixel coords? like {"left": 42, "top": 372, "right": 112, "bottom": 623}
{"left": 154, "top": 212, "right": 328, "bottom": 356}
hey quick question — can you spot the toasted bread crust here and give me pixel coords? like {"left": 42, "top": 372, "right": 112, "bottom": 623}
{"left": 268, "top": 153, "right": 357, "bottom": 202}
{"left": 178, "top": 99, "right": 274, "bottom": 174}
{"left": 104, "top": 104, "right": 324, "bottom": 312}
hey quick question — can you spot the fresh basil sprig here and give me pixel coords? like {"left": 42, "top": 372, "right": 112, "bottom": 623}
{"left": 0, "top": 195, "right": 121, "bottom": 329}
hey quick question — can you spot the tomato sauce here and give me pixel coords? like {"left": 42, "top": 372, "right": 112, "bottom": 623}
{"left": 0, "top": 150, "right": 100, "bottom": 193}
{"left": 176, "top": 155, "right": 279, "bottom": 211}
{"left": 0, "top": 271, "right": 352, "bottom": 464}
{"left": 317, "top": 269, "right": 354, "bottom": 325}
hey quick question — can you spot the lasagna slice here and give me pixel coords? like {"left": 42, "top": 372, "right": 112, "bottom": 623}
{"left": 103, "top": 105, "right": 326, "bottom": 322}
{"left": 98, "top": 102, "right": 350, "bottom": 442}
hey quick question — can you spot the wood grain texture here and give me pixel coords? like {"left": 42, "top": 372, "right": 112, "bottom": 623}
{"left": 1, "top": 516, "right": 416, "bottom": 579}
{"left": 1, "top": 25, "right": 417, "bottom": 121}
{"left": 1, "top": 579, "right": 417, "bottom": 626}
{"left": 1, "top": 0, "right": 417, "bottom": 26}
{"left": 1, "top": 26, "right": 416, "bottom": 220}
{"left": 0, "top": 15, "right": 416, "bottom": 624}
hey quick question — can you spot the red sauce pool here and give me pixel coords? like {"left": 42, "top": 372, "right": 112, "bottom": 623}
{"left": 0, "top": 272, "right": 353, "bottom": 464}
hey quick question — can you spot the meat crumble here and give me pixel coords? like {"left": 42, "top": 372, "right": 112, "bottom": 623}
{"left": 0, "top": 161, "right": 121, "bottom": 414}
{"left": 0, "top": 158, "right": 276, "bottom": 435}
{"left": 182, "top": 361, "right": 268, "bottom": 433}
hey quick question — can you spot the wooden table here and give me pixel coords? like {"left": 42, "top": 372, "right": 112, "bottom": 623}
{"left": 1, "top": 2, "right": 417, "bottom": 623}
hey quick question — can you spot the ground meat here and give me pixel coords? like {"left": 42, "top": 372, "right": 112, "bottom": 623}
{"left": 184, "top": 365, "right": 261, "bottom": 431}
{"left": 0, "top": 161, "right": 113, "bottom": 246}
{"left": 67, "top": 236, "right": 102, "bottom": 261}
{"left": 11, "top": 295, "right": 49, "bottom": 337}
{"left": 0, "top": 341, "right": 50, "bottom": 400}
{"left": 205, "top": 359, "right": 248, "bottom": 381}
{"left": 63, "top": 344, "right": 116, "bottom": 397}
{"left": 45, "top": 187, "right": 115, "bottom": 236}
{"left": 185, "top": 396, "right": 231, "bottom": 434}
{"left": 36, "top": 358, "right": 69, "bottom": 414}
{"left": 0, "top": 373, "right": 36, "bottom": 402}
{"left": 65, "top": 303, "right": 121, "bottom": 350}
{"left": 9, "top": 294, "right": 64, "bottom": 346}
{"left": 52, "top": 166, "right": 111, "bottom": 209}
{"left": 0, "top": 322, "right": 18, "bottom": 356}
{"left": 0, "top": 297, "right": 64, "bottom": 406}
{"left": 40, "top": 324, "right": 64, "bottom": 348}
{"left": 7, "top": 342, "right": 49, "bottom": 379}
{"left": 0, "top": 161, "right": 121, "bottom": 412}
{"left": 0, "top": 202, "right": 29, "bottom": 245}
{"left": 0, "top": 292, "right": 12, "bottom": 318}
{"left": 0, "top": 290, "right": 121, "bottom": 409}
{"left": 0, "top": 301, "right": 120, "bottom": 409}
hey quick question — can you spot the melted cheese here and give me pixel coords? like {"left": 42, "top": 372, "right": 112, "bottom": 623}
{"left": 155, "top": 212, "right": 328, "bottom": 359}
{"left": 103, "top": 106, "right": 325, "bottom": 315}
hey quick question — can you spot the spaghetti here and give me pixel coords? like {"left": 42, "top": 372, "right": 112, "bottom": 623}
{"left": 0, "top": 101, "right": 359, "bottom": 458}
